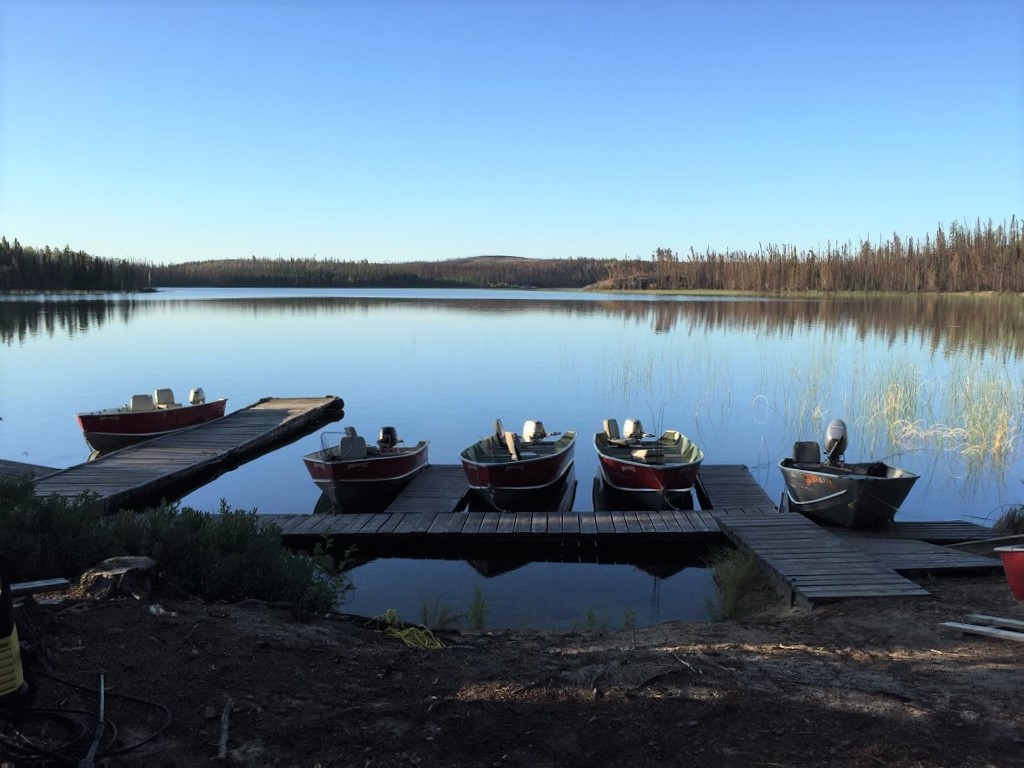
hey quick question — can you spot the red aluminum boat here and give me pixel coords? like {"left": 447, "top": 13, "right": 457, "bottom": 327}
{"left": 460, "top": 420, "right": 576, "bottom": 511}
{"left": 76, "top": 387, "right": 227, "bottom": 454}
{"left": 304, "top": 426, "right": 429, "bottom": 513}
{"left": 594, "top": 418, "right": 704, "bottom": 510}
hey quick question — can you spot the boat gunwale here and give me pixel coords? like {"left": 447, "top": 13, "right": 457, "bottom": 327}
{"left": 778, "top": 458, "right": 920, "bottom": 482}
{"left": 459, "top": 432, "right": 577, "bottom": 468}
{"left": 593, "top": 431, "right": 704, "bottom": 470}
{"left": 76, "top": 398, "right": 229, "bottom": 419}
{"left": 304, "top": 440, "right": 430, "bottom": 467}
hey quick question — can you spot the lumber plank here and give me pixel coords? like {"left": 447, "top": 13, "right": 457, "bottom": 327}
{"left": 942, "top": 622, "right": 1024, "bottom": 643}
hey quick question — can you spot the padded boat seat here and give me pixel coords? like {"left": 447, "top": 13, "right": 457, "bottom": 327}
{"left": 154, "top": 388, "right": 181, "bottom": 409}
{"left": 338, "top": 435, "right": 367, "bottom": 460}
{"left": 130, "top": 394, "right": 156, "bottom": 411}
{"left": 793, "top": 441, "right": 821, "bottom": 466}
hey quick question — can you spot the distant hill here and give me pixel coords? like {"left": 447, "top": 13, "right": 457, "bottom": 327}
{"left": 150, "top": 254, "right": 613, "bottom": 289}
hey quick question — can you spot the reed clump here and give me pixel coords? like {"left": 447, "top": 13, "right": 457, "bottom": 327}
{"left": 883, "top": 363, "right": 1023, "bottom": 470}
{"left": 705, "top": 546, "right": 778, "bottom": 621}
{"left": 993, "top": 506, "right": 1024, "bottom": 534}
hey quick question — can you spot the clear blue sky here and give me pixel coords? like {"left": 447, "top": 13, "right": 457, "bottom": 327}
{"left": 1, "top": 1, "right": 1020, "bottom": 264}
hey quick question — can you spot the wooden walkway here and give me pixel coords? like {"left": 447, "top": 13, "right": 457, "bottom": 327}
{"left": 384, "top": 465, "right": 472, "bottom": 514}
{"left": 716, "top": 512, "right": 930, "bottom": 604}
{"left": 695, "top": 464, "right": 777, "bottom": 509}
{"left": 257, "top": 462, "right": 1002, "bottom": 605}
{"left": 33, "top": 396, "right": 344, "bottom": 512}
{"left": 0, "top": 459, "right": 59, "bottom": 479}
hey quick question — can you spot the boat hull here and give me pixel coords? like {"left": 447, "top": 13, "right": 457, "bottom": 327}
{"left": 467, "top": 460, "right": 576, "bottom": 512}
{"left": 594, "top": 430, "right": 703, "bottom": 510}
{"left": 304, "top": 441, "right": 429, "bottom": 513}
{"left": 591, "top": 475, "right": 694, "bottom": 512}
{"left": 460, "top": 432, "right": 576, "bottom": 512}
{"left": 779, "top": 458, "right": 919, "bottom": 528}
{"left": 76, "top": 399, "right": 228, "bottom": 454}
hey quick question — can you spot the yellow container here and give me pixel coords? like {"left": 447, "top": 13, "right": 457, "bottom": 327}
{"left": 0, "top": 574, "right": 26, "bottom": 700}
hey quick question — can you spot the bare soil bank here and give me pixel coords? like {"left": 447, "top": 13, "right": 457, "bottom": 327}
{"left": 7, "top": 573, "right": 1023, "bottom": 767}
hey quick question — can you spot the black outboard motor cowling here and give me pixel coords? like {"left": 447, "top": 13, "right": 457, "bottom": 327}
{"left": 378, "top": 426, "right": 399, "bottom": 450}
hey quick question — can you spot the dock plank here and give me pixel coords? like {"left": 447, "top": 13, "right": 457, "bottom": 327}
{"left": 715, "top": 511, "right": 930, "bottom": 604}
{"left": 384, "top": 465, "right": 468, "bottom": 515}
{"left": 697, "top": 465, "right": 775, "bottom": 510}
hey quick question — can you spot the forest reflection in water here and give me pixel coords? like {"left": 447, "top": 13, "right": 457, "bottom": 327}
{"left": 4, "top": 290, "right": 1022, "bottom": 361}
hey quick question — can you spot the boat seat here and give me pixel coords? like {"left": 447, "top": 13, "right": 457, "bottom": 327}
{"left": 338, "top": 435, "right": 367, "bottom": 460}
{"left": 604, "top": 418, "right": 635, "bottom": 447}
{"left": 632, "top": 447, "right": 665, "bottom": 462}
{"left": 793, "top": 441, "right": 821, "bottom": 465}
{"left": 129, "top": 394, "right": 156, "bottom": 411}
{"left": 505, "top": 431, "right": 522, "bottom": 461}
{"left": 154, "top": 388, "right": 181, "bottom": 409}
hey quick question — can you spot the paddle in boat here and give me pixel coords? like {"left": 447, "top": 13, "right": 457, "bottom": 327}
{"left": 778, "top": 419, "right": 919, "bottom": 529}
{"left": 304, "top": 426, "right": 429, "bottom": 513}
{"left": 593, "top": 418, "right": 704, "bottom": 510}
{"left": 76, "top": 387, "right": 227, "bottom": 455}
{"left": 460, "top": 420, "right": 576, "bottom": 512}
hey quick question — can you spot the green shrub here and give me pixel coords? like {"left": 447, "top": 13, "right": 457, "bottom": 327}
{"left": 0, "top": 478, "right": 352, "bottom": 613}
{"left": 0, "top": 476, "right": 110, "bottom": 580}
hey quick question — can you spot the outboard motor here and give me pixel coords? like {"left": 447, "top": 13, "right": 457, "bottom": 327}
{"left": 189, "top": 387, "right": 206, "bottom": 405}
{"left": 523, "top": 420, "right": 547, "bottom": 442}
{"left": 378, "top": 426, "right": 400, "bottom": 450}
{"left": 824, "top": 419, "right": 848, "bottom": 464}
{"left": 623, "top": 418, "right": 646, "bottom": 440}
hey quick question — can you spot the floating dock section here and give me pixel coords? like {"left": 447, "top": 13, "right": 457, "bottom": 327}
{"left": 33, "top": 396, "right": 344, "bottom": 512}
{"left": 257, "top": 463, "right": 1001, "bottom": 605}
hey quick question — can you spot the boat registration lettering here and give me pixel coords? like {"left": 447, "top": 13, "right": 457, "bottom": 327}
{"left": 803, "top": 474, "right": 838, "bottom": 491}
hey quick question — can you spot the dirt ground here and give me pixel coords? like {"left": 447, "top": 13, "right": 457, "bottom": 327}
{"left": 5, "top": 572, "right": 1023, "bottom": 767}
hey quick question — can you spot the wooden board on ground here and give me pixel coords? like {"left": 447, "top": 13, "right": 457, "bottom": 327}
{"left": 942, "top": 621, "right": 1024, "bottom": 643}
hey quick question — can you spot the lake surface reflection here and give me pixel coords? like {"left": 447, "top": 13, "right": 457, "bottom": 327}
{"left": 4, "top": 288, "right": 1023, "bottom": 628}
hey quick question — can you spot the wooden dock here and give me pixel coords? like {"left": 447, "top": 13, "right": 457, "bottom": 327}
{"left": 33, "top": 396, "right": 344, "bottom": 512}
{"left": 256, "top": 463, "right": 1001, "bottom": 604}
{"left": 0, "top": 458, "right": 59, "bottom": 479}
{"left": 13, "top": 440, "right": 1002, "bottom": 606}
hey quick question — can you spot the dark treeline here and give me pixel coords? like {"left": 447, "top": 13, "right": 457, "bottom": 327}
{"left": 150, "top": 254, "right": 608, "bottom": 289}
{"left": 621, "top": 217, "right": 1023, "bottom": 293}
{"left": 3, "top": 217, "right": 1022, "bottom": 292}
{"left": 0, "top": 237, "right": 151, "bottom": 292}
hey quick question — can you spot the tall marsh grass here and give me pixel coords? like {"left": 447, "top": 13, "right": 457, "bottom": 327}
{"left": 762, "top": 356, "right": 1024, "bottom": 475}
{"left": 606, "top": 334, "right": 1024, "bottom": 480}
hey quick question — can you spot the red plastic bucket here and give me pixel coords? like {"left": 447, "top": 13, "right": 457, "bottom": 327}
{"left": 994, "top": 546, "right": 1024, "bottom": 601}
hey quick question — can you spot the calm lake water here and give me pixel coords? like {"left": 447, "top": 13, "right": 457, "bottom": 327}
{"left": 3, "top": 288, "right": 1023, "bottom": 629}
